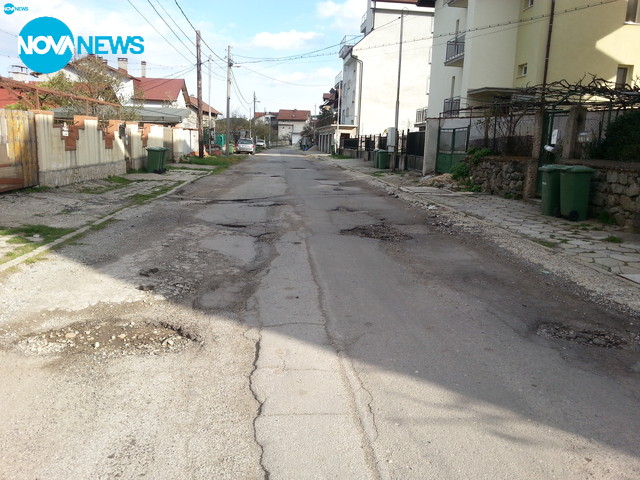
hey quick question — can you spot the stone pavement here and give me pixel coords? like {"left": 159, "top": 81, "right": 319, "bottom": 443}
{"left": 316, "top": 154, "right": 640, "bottom": 287}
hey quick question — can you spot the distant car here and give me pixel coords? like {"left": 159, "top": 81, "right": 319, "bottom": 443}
{"left": 255, "top": 139, "right": 266, "bottom": 148}
{"left": 236, "top": 138, "right": 255, "bottom": 154}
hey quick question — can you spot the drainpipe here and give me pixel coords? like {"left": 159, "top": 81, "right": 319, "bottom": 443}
{"left": 542, "top": 0, "right": 556, "bottom": 95}
{"left": 352, "top": 54, "right": 364, "bottom": 137}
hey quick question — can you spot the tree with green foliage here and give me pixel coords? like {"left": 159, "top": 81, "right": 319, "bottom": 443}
{"left": 596, "top": 109, "right": 640, "bottom": 161}
{"left": 39, "top": 55, "right": 143, "bottom": 121}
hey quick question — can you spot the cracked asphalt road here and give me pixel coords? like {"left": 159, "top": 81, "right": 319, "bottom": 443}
{"left": 1, "top": 147, "right": 639, "bottom": 479}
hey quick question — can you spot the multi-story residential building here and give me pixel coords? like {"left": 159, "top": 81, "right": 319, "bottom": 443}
{"left": 339, "top": 0, "right": 435, "bottom": 136}
{"left": 428, "top": 0, "right": 640, "bottom": 117}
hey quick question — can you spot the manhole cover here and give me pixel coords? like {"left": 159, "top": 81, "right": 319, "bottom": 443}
{"left": 536, "top": 323, "right": 628, "bottom": 349}
{"left": 340, "top": 224, "right": 412, "bottom": 242}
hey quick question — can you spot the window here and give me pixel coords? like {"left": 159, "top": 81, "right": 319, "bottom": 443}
{"left": 518, "top": 63, "right": 528, "bottom": 77}
{"left": 616, "top": 66, "right": 630, "bottom": 89}
{"left": 524, "top": 0, "right": 534, "bottom": 8}
{"left": 626, "top": 0, "right": 639, "bottom": 23}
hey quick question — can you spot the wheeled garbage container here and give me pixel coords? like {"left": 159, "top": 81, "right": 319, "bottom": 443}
{"left": 377, "top": 150, "right": 390, "bottom": 169}
{"left": 538, "top": 164, "right": 568, "bottom": 217}
{"left": 146, "top": 147, "right": 168, "bottom": 173}
{"left": 560, "top": 165, "right": 596, "bottom": 221}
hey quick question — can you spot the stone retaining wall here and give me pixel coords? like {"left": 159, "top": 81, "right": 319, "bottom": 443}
{"left": 566, "top": 160, "right": 640, "bottom": 230}
{"left": 468, "top": 156, "right": 531, "bottom": 199}
{"left": 469, "top": 156, "right": 640, "bottom": 230}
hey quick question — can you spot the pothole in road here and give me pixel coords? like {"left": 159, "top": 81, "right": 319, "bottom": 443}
{"left": 536, "top": 323, "right": 638, "bottom": 349}
{"left": 340, "top": 224, "right": 412, "bottom": 242}
{"left": 12, "top": 319, "right": 198, "bottom": 357}
{"left": 332, "top": 206, "right": 359, "bottom": 212}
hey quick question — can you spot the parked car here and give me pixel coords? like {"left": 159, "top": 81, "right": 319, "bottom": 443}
{"left": 236, "top": 138, "right": 255, "bottom": 154}
{"left": 255, "top": 139, "right": 266, "bottom": 148}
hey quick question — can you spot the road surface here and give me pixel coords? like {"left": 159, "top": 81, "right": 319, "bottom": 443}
{"left": 0, "top": 147, "right": 638, "bottom": 479}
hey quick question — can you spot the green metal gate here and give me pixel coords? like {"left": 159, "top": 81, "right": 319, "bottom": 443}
{"left": 536, "top": 110, "right": 570, "bottom": 194}
{"left": 436, "top": 126, "right": 469, "bottom": 173}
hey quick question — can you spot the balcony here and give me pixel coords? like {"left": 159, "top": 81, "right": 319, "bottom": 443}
{"left": 445, "top": 34, "right": 465, "bottom": 66}
{"left": 443, "top": 97, "right": 461, "bottom": 117}
{"left": 447, "top": 0, "right": 468, "bottom": 7}
{"left": 415, "top": 107, "right": 428, "bottom": 124}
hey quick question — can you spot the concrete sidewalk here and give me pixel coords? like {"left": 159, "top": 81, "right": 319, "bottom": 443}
{"left": 317, "top": 154, "right": 640, "bottom": 287}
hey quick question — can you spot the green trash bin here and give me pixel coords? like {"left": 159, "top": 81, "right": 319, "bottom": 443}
{"left": 146, "top": 147, "right": 168, "bottom": 173}
{"left": 560, "top": 165, "right": 596, "bottom": 221}
{"left": 378, "top": 150, "right": 390, "bottom": 169}
{"left": 373, "top": 149, "right": 380, "bottom": 168}
{"left": 538, "top": 164, "right": 569, "bottom": 217}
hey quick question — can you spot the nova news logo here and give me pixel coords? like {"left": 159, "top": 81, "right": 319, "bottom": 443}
{"left": 18, "top": 16, "right": 144, "bottom": 74}
{"left": 4, "top": 3, "right": 29, "bottom": 14}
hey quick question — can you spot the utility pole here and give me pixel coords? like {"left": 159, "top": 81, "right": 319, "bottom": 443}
{"left": 208, "top": 55, "right": 212, "bottom": 152}
{"left": 392, "top": 9, "right": 406, "bottom": 171}
{"left": 226, "top": 45, "right": 232, "bottom": 156}
{"left": 252, "top": 92, "right": 260, "bottom": 142}
{"left": 196, "top": 30, "right": 204, "bottom": 158}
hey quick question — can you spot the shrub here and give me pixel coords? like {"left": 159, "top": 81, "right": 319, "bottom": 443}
{"left": 450, "top": 162, "right": 470, "bottom": 180}
{"left": 598, "top": 110, "right": 640, "bottom": 161}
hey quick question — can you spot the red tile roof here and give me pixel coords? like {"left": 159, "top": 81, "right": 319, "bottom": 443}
{"left": 277, "top": 109, "right": 311, "bottom": 122}
{"left": 136, "top": 78, "right": 188, "bottom": 102}
{"left": 0, "top": 88, "right": 19, "bottom": 108}
{"left": 188, "top": 96, "right": 222, "bottom": 116}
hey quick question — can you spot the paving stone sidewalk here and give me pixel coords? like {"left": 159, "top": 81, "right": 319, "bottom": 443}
{"left": 318, "top": 154, "right": 640, "bottom": 286}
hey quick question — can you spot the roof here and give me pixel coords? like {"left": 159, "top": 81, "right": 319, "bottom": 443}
{"left": 277, "top": 109, "right": 311, "bottom": 122}
{"left": 136, "top": 78, "right": 188, "bottom": 102}
{"left": 188, "top": 96, "right": 222, "bottom": 116}
{"left": 0, "top": 87, "right": 19, "bottom": 108}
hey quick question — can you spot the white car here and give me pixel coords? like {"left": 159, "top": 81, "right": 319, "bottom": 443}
{"left": 255, "top": 139, "right": 266, "bottom": 148}
{"left": 236, "top": 138, "right": 255, "bottom": 154}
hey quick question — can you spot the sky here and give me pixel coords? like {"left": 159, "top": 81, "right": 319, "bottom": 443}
{"left": 0, "top": 0, "right": 367, "bottom": 117}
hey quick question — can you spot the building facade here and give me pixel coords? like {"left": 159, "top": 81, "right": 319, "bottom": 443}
{"left": 339, "top": 0, "right": 435, "bottom": 136}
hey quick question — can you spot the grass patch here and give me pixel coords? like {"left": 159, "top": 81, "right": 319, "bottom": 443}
{"left": 331, "top": 154, "right": 352, "bottom": 159}
{"left": 371, "top": 171, "right": 386, "bottom": 177}
{"left": 20, "top": 185, "right": 53, "bottom": 194}
{"left": 597, "top": 210, "right": 616, "bottom": 225}
{"left": 90, "top": 218, "right": 119, "bottom": 231}
{"left": 0, "top": 224, "right": 76, "bottom": 264}
{"left": 180, "top": 155, "right": 245, "bottom": 174}
{"left": 533, "top": 239, "right": 558, "bottom": 248}
{"left": 604, "top": 235, "right": 623, "bottom": 243}
{"left": 128, "top": 183, "right": 179, "bottom": 204}
{"left": 107, "top": 176, "right": 133, "bottom": 185}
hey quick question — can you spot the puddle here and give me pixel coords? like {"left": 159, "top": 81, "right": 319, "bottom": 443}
{"left": 11, "top": 319, "right": 197, "bottom": 357}
{"left": 340, "top": 224, "right": 412, "bottom": 242}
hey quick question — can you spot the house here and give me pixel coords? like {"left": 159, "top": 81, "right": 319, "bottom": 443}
{"left": 276, "top": 109, "right": 311, "bottom": 145}
{"left": 338, "top": 0, "right": 435, "bottom": 136}
{"left": 423, "top": 0, "right": 640, "bottom": 173}
{"left": 184, "top": 96, "right": 221, "bottom": 130}
{"left": 428, "top": 0, "right": 640, "bottom": 116}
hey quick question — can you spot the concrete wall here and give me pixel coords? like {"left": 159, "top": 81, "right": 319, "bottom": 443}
{"left": 30, "top": 111, "right": 198, "bottom": 186}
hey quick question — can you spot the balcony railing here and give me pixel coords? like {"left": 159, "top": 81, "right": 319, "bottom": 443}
{"left": 443, "top": 97, "right": 461, "bottom": 117}
{"left": 415, "top": 107, "right": 428, "bottom": 124}
{"left": 445, "top": 34, "right": 465, "bottom": 65}
{"left": 315, "top": 114, "right": 337, "bottom": 128}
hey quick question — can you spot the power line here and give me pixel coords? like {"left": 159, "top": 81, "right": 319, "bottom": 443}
{"left": 145, "top": 0, "right": 196, "bottom": 58}
{"left": 126, "top": 0, "right": 194, "bottom": 64}
{"left": 155, "top": 0, "right": 197, "bottom": 48}
{"left": 240, "top": 65, "right": 336, "bottom": 88}
{"left": 172, "top": 0, "right": 227, "bottom": 68}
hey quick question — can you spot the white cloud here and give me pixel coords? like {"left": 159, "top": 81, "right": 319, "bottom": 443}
{"left": 316, "top": 0, "right": 364, "bottom": 33}
{"left": 251, "top": 30, "right": 321, "bottom": 51}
